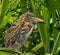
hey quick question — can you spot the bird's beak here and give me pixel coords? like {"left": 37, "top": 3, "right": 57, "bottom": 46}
{"left": 32, "top": 17, "right": 44, "bottom": 23}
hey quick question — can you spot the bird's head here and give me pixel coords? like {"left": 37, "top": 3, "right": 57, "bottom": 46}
{"left": 19, "top": 12, "right": 44, "bottom": 38}
{"left": 20, "top": 12, "right": 44, "bottom": 24}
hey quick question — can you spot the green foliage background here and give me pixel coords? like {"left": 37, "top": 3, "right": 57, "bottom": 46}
{"left": 0, "top": 0, "right": 60, "bottom": 55}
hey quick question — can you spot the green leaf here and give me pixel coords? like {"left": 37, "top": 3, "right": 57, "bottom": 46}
{"left": 51, "top": 30, "right": 60, "bottom": 55}
{"left": 0, "top": 0, "right": 9, "bottom": 24}
{"left": 41, "top": 0, "right": 50, "bottom": 53}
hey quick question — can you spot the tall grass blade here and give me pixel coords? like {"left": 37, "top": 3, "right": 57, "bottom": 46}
{"left": 41, "top": 0, "right": 50, "bottom": 53}
{"left": 51, "top": 30, "right": 60, "bottom": 55}
{"left": 0, "top": 0, "right": 8, "bottom": 24}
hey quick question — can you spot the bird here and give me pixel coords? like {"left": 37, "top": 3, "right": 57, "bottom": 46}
{"left": 4, "top": 12, "right": 44, "bottom": 51}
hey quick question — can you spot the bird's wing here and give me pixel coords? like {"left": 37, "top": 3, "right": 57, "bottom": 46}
{"left": 4, "top": 20, "right": 34, "bottom": 50}
{"left": 4, "top": 25, "right": 20, "bottom": 42}
{"left": 4, "top": 25, "right": 24, "bottom": 50}
{"left": 4, "top": 24, "right": 33, "bottom": 50}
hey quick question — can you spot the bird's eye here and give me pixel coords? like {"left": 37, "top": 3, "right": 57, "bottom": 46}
{"left": 31, "top": 16, "right": 34, "bottom": 18}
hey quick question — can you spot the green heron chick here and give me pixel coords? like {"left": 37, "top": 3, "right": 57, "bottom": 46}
{"left": 4, "top": 12, "right": 44, "bottom": 50}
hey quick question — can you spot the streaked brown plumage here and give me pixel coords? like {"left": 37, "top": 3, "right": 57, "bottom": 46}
{"left": 4, "top": 12, "right": 44, "bottom": 50}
